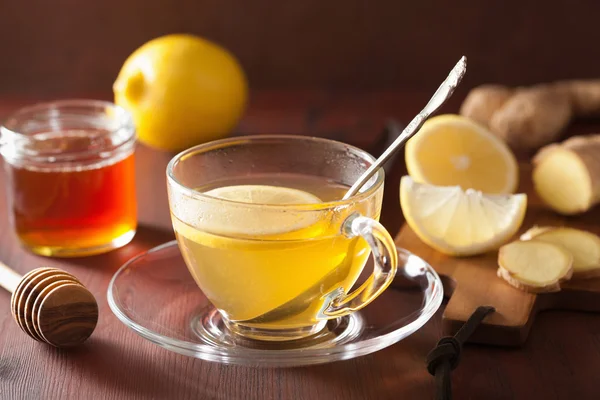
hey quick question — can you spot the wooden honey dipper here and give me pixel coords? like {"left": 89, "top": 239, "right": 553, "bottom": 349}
{"left": 0, "top": 263, "right": 98, "bottom": 347}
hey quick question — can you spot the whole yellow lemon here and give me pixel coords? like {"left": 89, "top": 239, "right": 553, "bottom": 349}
{"left": 113, "top": 34, "right": 248, "bottom": 151}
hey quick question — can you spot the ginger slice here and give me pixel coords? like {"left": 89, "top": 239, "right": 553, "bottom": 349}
{"left": 533, "top": 134, "right": 600, "bottom": 215}
{"left": 520, "top": 226, "right": 600, "bottom": 279}
{"left": 498, "top": 240, "right": 573, "bottom": 293}
{"left": 519, "top": 225, "right": 554, "bottom": 240}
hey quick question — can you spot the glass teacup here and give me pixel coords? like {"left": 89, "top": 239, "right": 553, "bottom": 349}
{"left": 166, "top": 135, "right": 398, "bottom": 341}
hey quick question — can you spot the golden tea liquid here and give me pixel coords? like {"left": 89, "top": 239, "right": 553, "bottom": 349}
{"left": 172, "top": 173, "right": 380, "bottom": 331}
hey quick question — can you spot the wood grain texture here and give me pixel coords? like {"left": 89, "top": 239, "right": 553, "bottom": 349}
{"left": 11, "top": 268, "right": 56, "bottom": 317}
{"left": 32, "top": 279, "right": 77, "bottom": 341}
{"left": 24, "top": 274, "right": 79, "bottom": 341}
{"left": 0, "top": 93, "right": 599, "bottom": 399}
{"left": 16, "top": 270, "right": 69, "bottom": 334}
{"left": 6, "top": 265, "right": 97, "bottom": 347}
{"left": 37, "top": 283, "right": 98, "bottom": 347}
{"left": 398, "top": 163, "right": 600, "bottom": 346}
{"left": 2, "top": 1, "right": 600, "bottom": 95}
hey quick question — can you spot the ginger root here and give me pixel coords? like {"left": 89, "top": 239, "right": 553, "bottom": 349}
{"left": 520, "top": 226, "right": 600, "bottom": 279}
{"left": 458, "top": 84, "right": 514, "bottom": 126}
{"left": 489, "top": 85, "right": 572, "bottom": 150}
{"left": 460, "top": 80, "right": 600, "bottom": 151}
{"left": 533, "top": 134, "right": 600, "bottom": 214}
{"left": 559, "top": 80, "right": 600, "bottom": 116}
{"left": 498, "top": 240, "right": 573, "bottom": 293}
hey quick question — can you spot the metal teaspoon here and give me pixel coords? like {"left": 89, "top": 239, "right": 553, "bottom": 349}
{"left": 343, "top": 56, "right": 468, "bottom": 200}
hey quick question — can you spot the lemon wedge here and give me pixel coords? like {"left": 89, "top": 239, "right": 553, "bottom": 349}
{"left": 172, "top": 185, "right": 324, "bottom": 242}
{"left": 406, "top": 114, "right": 519, "bottom": 194}
{"left": 400, "top": 176, "right": 527, "bottom": 256}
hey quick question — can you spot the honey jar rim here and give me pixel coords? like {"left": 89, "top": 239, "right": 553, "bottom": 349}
{"left": 0, "top": 99, "right": 136, "bottom": 165}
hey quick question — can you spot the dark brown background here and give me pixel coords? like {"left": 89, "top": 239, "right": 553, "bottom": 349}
{"left": 2, "top": 2, "right": 600, "bottom": 399}
{"left": 1, "top": 0, "right": 600, "bottom": 95}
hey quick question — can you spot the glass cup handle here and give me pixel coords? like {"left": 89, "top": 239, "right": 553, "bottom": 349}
{"left": 324, "top": 213, "right": 399, "bottom": 318}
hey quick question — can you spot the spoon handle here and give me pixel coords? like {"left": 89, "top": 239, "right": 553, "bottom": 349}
{"left": 342, "top": 56, "right": 468, "bottom": 200}
{"left": 0, "top": 261, "right": 22, "bottom": 293}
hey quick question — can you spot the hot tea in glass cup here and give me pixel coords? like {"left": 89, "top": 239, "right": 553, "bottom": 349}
{"left": 166, "top": 135, "right": 398, "bottom": 341}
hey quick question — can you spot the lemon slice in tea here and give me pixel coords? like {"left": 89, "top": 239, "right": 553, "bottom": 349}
{"left": 172, "top": 185, "right": 326, "bottom": 243}
{"left": 205, "top": 185, "right": 320, "bottom": 205}
{"left": 202, "top": 185, "right": 323, "bottom": 237}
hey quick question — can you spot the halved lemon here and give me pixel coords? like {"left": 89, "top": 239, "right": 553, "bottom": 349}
{"left": 406, "top": 114, "right": 519, "bottom": 194}
{"left": 400, "top": 176, "right": 527, "bottom": 256}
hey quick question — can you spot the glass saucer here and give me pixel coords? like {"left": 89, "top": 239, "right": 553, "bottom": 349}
{"left": 107, "top": 240, "right": 443, "bottom": 367}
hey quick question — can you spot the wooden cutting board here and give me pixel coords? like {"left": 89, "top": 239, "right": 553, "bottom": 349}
{"left": 394, "top": 163, "right": 600, "bottom": 346}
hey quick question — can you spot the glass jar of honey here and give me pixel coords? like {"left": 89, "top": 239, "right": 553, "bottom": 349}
{"left": 0, "top": 100, "right": 137, "bottom": 257}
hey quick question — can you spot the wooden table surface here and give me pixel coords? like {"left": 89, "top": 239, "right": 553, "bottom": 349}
{"left": 1, "top": 92, "right": 599, "bottom": 400}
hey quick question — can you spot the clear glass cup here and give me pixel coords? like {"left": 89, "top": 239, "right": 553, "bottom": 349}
{"left": 167, "top": 135, "right": 398, "bottom": 342}
{"left": 0, "top": 100, "right": 137, "bottom": 257}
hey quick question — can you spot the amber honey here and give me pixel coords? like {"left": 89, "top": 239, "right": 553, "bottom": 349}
{"left": 1, "top": 100, "right": 137, "bottom": 257}
{"left": 8, "top": 153, "right": 137, "bottom": 256}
